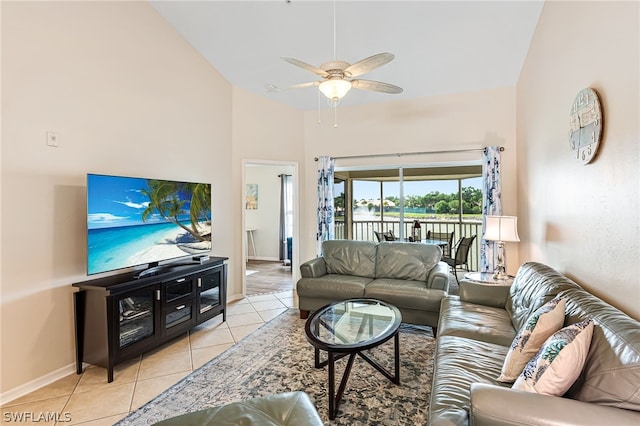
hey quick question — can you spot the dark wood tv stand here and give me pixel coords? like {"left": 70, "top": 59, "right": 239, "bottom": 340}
{"left": 72, "top": 257, "right": 228, "bottom": 382}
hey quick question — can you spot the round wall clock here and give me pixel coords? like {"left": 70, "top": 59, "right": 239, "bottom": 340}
{"left": 568, "top": 88, "right": 603, "bottom": 164}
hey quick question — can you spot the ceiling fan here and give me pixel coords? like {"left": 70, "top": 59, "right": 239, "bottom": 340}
{"left": 270, "top": 0, "right": 402, "bottom": 106}
{"left": 277, "top": 53, "right": 403, "bottom": 102}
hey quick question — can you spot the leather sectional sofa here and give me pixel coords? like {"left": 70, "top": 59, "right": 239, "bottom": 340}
{"left": 297, "top": 240, "right": 450, "bottom": 329}
{"left": 430, "top": 261, "right": 640, "bottom": 425}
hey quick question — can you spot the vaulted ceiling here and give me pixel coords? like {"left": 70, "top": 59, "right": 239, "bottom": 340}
{"left": 150, "top": 1, "right": 544, "bottom": 111}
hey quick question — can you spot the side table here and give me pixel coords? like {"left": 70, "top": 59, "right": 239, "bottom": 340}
{"left": 463, "top": 272, "right": 514, "bottom": 286}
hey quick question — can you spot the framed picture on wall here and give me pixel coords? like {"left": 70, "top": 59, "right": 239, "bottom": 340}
{"left": 246, "top": 184, "right": 258, "bottom": 209}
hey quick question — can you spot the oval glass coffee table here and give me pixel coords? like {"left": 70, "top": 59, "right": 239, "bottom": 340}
{"left": 304, "top": 298, "right": 402, "bottom": 419}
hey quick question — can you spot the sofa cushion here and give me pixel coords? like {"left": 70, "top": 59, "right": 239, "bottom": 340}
{"left": 154, "top": 391, "right": 323, "bottom": 426}
{"left": 364, "top": 278, "right": 445, "bottom": 312}
{"left": 498, "top": 297, "right": 566, "bottom": 383}
{"left": 322, "top": 240, "right": 377, "bottom": 278}
{"left": 562, "top": 288, "right": 640, "bottom": 411}
{"left": 437, "top": 297, "right": 516, "bottom": 347}
{"left": 375, "top": 241, "right": 441, "bottom": 281}
{"left": 296, "top": 274, "right": 370, "bottom": 300}
{"left": 430, "top": 336, "right": 510, "bottom": 426}
{"left": 506, "top": 262, "right": 582, "bottom": 332}
{"left": 513, "top": 319, "right": 594, "bottom": 396}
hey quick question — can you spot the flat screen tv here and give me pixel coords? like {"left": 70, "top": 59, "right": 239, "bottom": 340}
{"left": 87, "top": 173, "right": 212, "bottom": 276}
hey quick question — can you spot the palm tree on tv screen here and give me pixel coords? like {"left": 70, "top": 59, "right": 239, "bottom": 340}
{"left": 186, "top": 182, "right": 211, "bottom": 232}
{"left": 140, "top": 180, "right": 211, "bottom": 242}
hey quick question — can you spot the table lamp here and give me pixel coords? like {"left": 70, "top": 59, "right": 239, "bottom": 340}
{"left": 484, "top": 215, "right": 520, "bottom": 280}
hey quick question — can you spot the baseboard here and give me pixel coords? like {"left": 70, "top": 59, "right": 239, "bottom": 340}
{"left": 247, "top": 256, "right": 280, "bottom": 262}
{"left": 227, "top": 293, "right": 244, "bottom": 303}
{"left": 1, "top": 363, "right": 78, "bottom": 405}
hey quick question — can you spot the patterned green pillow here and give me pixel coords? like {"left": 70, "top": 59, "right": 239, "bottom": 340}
{"left": 498, "top": 297, "right": 566, "bottom": 382}
{"left": 513, "top": 319, "right": 594, "bottom": 396}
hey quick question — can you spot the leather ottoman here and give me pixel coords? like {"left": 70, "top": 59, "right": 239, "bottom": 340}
{"left": 153, "top": 391, "right": 323, "bottom": 426}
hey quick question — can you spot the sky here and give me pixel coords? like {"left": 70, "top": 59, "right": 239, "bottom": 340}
{"left": 342, "top": 177, "right": 482, "bottom": 200}
{"left": 87, "top": 174, "right": 203, "bottom": 229}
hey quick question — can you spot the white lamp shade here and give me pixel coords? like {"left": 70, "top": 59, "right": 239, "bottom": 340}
{"left": 319, "top": 79, "right": 352, "bottom": 100}
{"left": 484, "top": 215, "right": 520, "bottom": 242}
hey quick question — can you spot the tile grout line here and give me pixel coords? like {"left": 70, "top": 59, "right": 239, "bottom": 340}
{"left": 127, "top": 355, "right": 144, "bottom": 414}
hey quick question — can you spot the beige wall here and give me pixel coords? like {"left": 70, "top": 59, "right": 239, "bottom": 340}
{"left": 516, "top": 1, "right": 639, "bottom": 319}
{"left": 301, "top": 88, "right": 519, "bottom": 269}
{"left": 1, "top": 1, "right": 233, "bottom": 395}
{"left": 231, "top": 87, "right": 304, "bottom": 294}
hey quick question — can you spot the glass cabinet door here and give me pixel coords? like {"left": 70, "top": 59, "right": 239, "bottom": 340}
{"left": 117, "top": 289, "right": 155, "bottom": 349}
{"left": 198, "top": 270, "right": 221, "bottom": 315}
{"left": 163, "top": 276, "right": 196, "bottom": 335}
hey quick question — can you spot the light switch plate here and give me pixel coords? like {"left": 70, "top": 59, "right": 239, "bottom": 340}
{"left": 46, "top": 131, "right": 59, "bottom": 147}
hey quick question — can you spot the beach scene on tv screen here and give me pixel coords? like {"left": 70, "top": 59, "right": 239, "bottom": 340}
{"left": 87, "top": 174, "right": 212, "bottom": 275}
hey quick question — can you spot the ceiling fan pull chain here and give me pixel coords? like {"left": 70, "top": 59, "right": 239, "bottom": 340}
{"left": 334, "top": 102, "right": 338, "bottom": 128}
{"left": 318, "top": 90, "right": 321, "bottom": 125}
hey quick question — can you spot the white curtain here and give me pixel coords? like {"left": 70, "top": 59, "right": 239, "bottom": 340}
{"left": 316, "top": 156, "right": 335, "bottom": 257}
{"left": 480, "top": 146, "right": 502, "bottom": 272}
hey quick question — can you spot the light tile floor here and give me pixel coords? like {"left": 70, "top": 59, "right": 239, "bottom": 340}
{"left": 1, "top": 291, "right": 297, "bottom": 425}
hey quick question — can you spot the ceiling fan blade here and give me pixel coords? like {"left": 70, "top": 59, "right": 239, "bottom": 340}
{"left": 352, "top": 79, "right": 403, "bottom": 94}
{"left": 269, "top": 81, "right": 320, "bottom": 92}
{"left": 281, "top": 57, "right": 329, "bottom": 78}
{"left": 344, "top": 53, "right": 395, "bottom": 78}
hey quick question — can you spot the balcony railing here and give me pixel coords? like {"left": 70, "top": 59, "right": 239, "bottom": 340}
{"left": 334, "top": 219, "right": 482, "bottom": 271}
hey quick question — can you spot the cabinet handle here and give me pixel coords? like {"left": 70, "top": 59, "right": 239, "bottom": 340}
{"left": 197, "top": 278, "right": 202, "bottom": 288}
{"left": 156, "top": 290, "right": 161, "bottom": 301}
{"left": 176, "top": 278, "right": 186, "bottom": 283}
{"left": 175, "top": 305, "right": 186, "bottom": 310}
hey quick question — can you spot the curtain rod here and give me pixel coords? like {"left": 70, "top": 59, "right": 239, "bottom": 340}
{"left": 314, "top": 146, "right": 504, "bottom": 161}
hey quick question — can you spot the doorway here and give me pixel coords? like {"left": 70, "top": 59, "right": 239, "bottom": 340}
{"left": 242, "top": 160, "right": 298, "bottom": 296}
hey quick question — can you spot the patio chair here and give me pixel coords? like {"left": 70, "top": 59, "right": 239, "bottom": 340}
{"left": 383, "top": 230, "right": 397, "bottom": 241}
{"left": 442, "top": 235, "right": 476, "bottom": 284}
{"left": 374, "top": 230, "right": 397, "bottom": 241}
{"left": 430, "top": 231, "right": 455, "bottom": 257}
{"left": 373, "top": 230, "right": 397, "bottom": 242}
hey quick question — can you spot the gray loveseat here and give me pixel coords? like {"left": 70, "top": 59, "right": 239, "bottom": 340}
{"left": 297, "top": 240, "right": 449, "bottom": 330}
{"left": 430, "top": 261, "right": 640, "bottom": 425}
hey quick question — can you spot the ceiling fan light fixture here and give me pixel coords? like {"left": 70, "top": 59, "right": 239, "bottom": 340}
{"left": 319, "top": 79, "right": 352, "bottom": 101}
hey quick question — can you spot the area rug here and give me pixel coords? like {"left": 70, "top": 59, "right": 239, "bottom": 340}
{"left": 117, "top": 309, "right": 435, "bottom": 425}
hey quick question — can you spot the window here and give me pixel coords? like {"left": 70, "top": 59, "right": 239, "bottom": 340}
{"left": 335, "top": 165, "right": 482, "bottom": 269}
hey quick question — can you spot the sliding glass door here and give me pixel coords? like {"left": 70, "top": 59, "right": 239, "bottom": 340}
{"left": 335, "top": 165, "right": 483, "bottom": 270}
